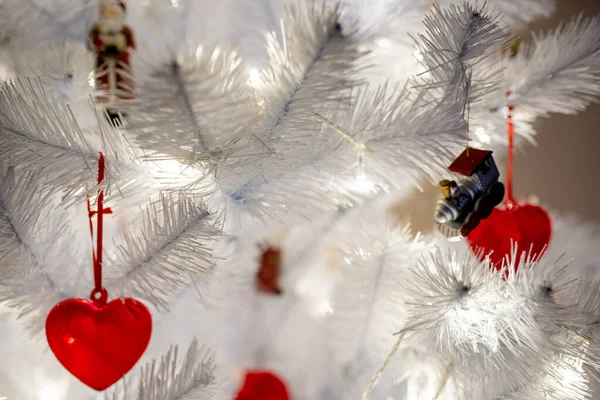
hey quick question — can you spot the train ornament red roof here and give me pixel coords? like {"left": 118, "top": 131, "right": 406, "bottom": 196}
{"left": 448, "top": 148, "right": 493, "bottom": 176}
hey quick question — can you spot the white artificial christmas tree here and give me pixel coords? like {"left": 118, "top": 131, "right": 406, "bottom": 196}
{"left": 0, "top": 0, "right": 599, "bottom": 399}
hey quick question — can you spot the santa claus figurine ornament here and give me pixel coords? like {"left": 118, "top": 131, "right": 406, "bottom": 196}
{"left": 88, "top": 0, "right": 135, "bottom": 122}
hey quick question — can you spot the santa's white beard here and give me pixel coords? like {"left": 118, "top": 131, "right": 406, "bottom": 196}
{"left": 99, "top": 15, "right": 125, "bottom": 32}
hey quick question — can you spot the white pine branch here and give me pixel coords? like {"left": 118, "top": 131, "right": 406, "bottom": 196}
{"left": 399, "top": 244, "right": 600, "bottom": 398}
{"left": 0, "top": 78, "right": 151, "bottom": 206}
{"left": 325, "top": 216, "right": 423, "bottom": 397}
{"left": 257, "top": 4, "right": 365, "bottom": 150}
{"left": 570, "top": 281, "right": 600, "bottom": 384}
{"left": 0, "top": 0, "right": 96, "bottom": 46}
{"left": 0, "top": 272, "right": 68, "bottom": 335}
{"left": 488, "top": 0, "right": 557, "bottom": 27}
{"left": 221, "top": 1, "right": 368, "bottom": 208}
{"left": 107, "top": 338, "right": 224, "bottom": 400}
{"left": 0, "top": 78, "right": 91, "bottom": 148}
{"left": 254, "top": 1, "right": 347, "bottom": 134}
{"left": 0, "top": 180, "right": 86, "bottom": 334}
{"left": 411, "top": 3, "right": 509, "bottom": 104}
{"left": 0, "top": 168, "right": 50, "bottom": 280}
{"left": 485, "top": 13, "right": 600, "bottom": 117}
{"left": 221, "top": 166, "right": 371, "bottom": 222}
{"left": 227, "top": 3, "right": 510, "bottom": 220}
{"left": 106, "top": 192, "right": 219, "bottom": 309}
{"left": 344, "top": 84, "right": 464, "bottom": 185}
{"left": 128, "top": 0, "right": 234, "bottom": 55}
{"left": 339, "top": 0, "right": 430, "bottom": 43}
{"left": 497, "top": 356, "right": 589, "bottom": 400}
{"left": 330, "top": 219, "right": 414, "bottom": 362}
{"left": 402, "top": 248, "right": 505, "bottom": 358}
{"left": 12, "top": 40, "right": 94, "bottom": 107}
{"left": 315, "top": 4, "right": 509, "bottom": 189}
{"left": 438, "top": 0, "right": 557, "bottom": 27}
{"left": 129, "top": 0, "right": 195, "bottom": 52}
{"left": 0, "top": 78, "right": 106, "bottom": 198}
{"left": 126, "top": 45, "right": 258, "bottom": 171}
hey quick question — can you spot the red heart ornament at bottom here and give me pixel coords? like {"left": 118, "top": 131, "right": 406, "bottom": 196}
{"left": 46, "top": 297, "right": 152, "bottom": 391}
{"left": 235, "top": 370, "right": 290, "bottom": 400}
{"left": 467, "top": 204, "right": 552, "bottom": 272}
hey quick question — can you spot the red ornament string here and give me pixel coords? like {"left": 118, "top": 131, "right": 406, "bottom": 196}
{"left": 505, "top": 91, "right": 516, "bottom": 209}
{"left": 45, "top": 152, "right": 152, "bottom": 391}
{"left": 86, "top": 152, "right": 113, "bottom": 307}
{"left": 466, "top": 90, "right": 552, "bottom": 272}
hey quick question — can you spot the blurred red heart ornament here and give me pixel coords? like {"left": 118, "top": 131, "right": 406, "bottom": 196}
{"left": 467, "top": 204, "right": 552, "bottom": 271}
{"left": 45, "top": 297, "right": 152, "bottom": 391}
{"left": 235, "top": 370, "right": 290, "bottom": 400}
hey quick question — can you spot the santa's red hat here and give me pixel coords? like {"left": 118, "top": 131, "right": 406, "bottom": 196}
{"left": 100, "top": 0, "right": 126, "bottom": 12}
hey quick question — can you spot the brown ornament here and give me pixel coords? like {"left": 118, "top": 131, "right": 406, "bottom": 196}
{"left": 256, "top": 246, "right": 282, "bottom": 295}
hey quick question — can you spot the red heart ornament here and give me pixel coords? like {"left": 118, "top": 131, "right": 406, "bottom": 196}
{"left": 467, "top": 204, "right": 552, "bottom": 272}
{"left": 45, "top": 297, "right": 152, "bottom": 391}
{"left": 235, "top": 370, "right": 290, "bottom": 400}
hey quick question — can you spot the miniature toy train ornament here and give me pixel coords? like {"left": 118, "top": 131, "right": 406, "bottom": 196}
{"left": 435, "top": 148, "right": 505, "bottom": 238}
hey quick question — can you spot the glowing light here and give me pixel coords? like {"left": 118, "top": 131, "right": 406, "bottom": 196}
{"left": 39, "top": 383, "right": 60, "bottom": 400}
{"left": 280, "top": 19, "right": 288, "bottom": 56}
{"left": 155, "top": 158, "right": 187, "bottom": 174}
{"left": 376, "top": 38, "right": 392, "bottom": 49}
{"left": 449, "top": 260, "right": 460, "bottom": 273}
{"left": 316, "top": 301, "right": 333, "bottom": 316}
{"left": 146, "top": 159, "right": 210, "bottom": 189}
{"left": 87, "top": 191, "right": 99, "bottom": 207}
{"left": 171, "top": 0, "right": 179, "bottom": 7}
{"left": 357, "top": 248, "right": 371, "bottom": 257}
{"left": 0, "top": 62, "right": 10, "bottom": 81}
{"left": 561, "top": 366, "right": 582, "bottom": 386}
{"left": 474, "top": 127, "right": 491, "bottom": 144}
{"left": 528, "top": 195, "right": 540, "bottom": 204}
{"left": 88, "top": 72, "right": 96, "bottom": 88}
{"left": 351, "top": 174, "right": 375, "bottom": 194}
{"left": 248, "top": 69, "right": 262, "bottom": 88}
{"left": 411, "top": 232, "right": 428, "bottom": 250}
{"left": 412, "top": 50, "right": 424, "bottom": 62}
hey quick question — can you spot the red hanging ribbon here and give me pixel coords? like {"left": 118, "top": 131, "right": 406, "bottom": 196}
{"left": 505, "top": 91, "right": 516, "bottom": 209}
{"left": 86, "top": 152, "right": 113, "bottom": 306}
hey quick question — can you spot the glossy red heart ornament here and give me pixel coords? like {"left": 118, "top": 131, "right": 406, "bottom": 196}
{"left": 467, "top": 204, "right": 552, "bottom": 272}
{"left": 235, "top": 370, "right": 290, "bottom": 400}
{"left": 45, "top": 297, "right": 152, "bottom": 391}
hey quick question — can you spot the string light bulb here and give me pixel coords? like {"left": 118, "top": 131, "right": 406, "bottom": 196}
{"left": 248, "top": 69, "right": 262, "bottom": 88}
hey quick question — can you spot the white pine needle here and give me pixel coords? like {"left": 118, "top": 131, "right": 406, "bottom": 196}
{"left": 107, "top": 338, "right": 222, "bottom": 400}
{"left": 488, "top": 14, "right": 600, "bottom": 117}
{"left": 106, "top": 192, "right": 219, "bottom": 309}
{"left": 12, "top": 40, "right": 94, "bottom": 106}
